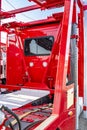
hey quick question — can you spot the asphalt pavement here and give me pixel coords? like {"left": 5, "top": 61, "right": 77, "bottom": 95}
{"left": 79, "top": 113, "right": 87, "bottom": 130}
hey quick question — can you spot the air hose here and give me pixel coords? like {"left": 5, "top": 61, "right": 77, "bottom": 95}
{"left": 1, "top": 105, "right": 21, "bottom": 130}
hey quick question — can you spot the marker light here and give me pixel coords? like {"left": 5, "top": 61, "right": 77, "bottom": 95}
{"left": 29, "top": 62, "right": 34, "bottom": 67}
{"left": 43, "top": 62, "right": 48, "bottom": 67}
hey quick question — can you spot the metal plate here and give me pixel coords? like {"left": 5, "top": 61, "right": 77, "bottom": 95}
{"left": 0, "top": 89, "right": 49, "bottom": 109}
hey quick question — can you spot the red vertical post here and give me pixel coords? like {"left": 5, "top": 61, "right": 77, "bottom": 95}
{"left": 78, "top": 0, "right": 84, "bottom": 98}
{"left": 53, "top": 0, "right": 74, "bottom": 115}
{"left": 35, "top": 1, "right": 75, "bottom": 130}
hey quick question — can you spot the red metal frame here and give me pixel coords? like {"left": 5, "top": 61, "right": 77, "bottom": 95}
{"left": 0, "top": 0, "right": 85, "bottom": 130}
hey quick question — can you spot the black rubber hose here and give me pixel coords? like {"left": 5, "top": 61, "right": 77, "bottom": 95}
{"left": 2, "top": 105, "right": 21, "bottom": 130}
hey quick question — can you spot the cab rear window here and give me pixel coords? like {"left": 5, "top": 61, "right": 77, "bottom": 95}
{"left": 24, "top": 36, "right": 54, "bottom": 56}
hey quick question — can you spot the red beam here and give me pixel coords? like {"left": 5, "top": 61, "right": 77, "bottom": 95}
{"left": 84, "top": 5, "right": 87, "bottom": 10}
{"left": 77, "top": 0, "right": 83, "bottom": 7}
{"left": 30, "top": 0, "right": 64, "bottom": 8}
{"left": 7, "top": 4, "right": 40, "bottom": 15}
{"left": 0, "top": 4, "right": 40, "bottom": 20}
{"left": 46, "top": 2, "right": 64, "bottom": 8}
{"left": 0, "top": 11, "right": 15, "bottom": 19}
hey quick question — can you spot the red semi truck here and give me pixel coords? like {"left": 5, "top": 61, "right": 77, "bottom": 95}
{"left": 0, "top": 0, "right": 87, "bottom": 130}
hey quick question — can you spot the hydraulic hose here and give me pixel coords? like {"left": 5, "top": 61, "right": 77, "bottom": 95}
{"left": 1, "top": 105, "right": 21, "bottom": 130}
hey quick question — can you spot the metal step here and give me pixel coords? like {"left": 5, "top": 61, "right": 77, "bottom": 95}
{"left": 0, "top": 89, "right": 49, "bottom": 109}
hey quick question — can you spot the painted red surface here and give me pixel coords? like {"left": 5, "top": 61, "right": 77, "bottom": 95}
{"left": 0, "top": 0, "right": 85, "bottom": 130}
